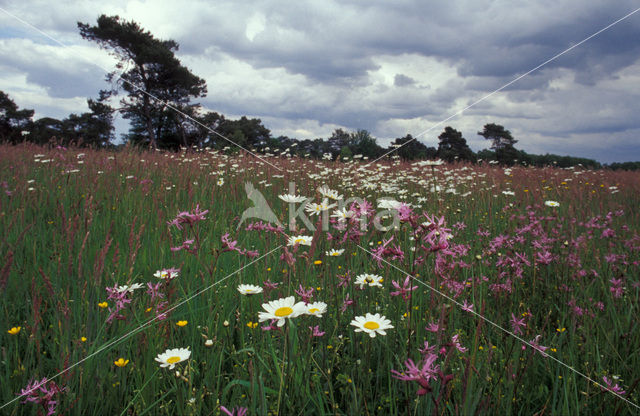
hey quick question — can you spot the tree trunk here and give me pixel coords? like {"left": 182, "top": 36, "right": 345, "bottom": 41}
{"left": 179, "top": 120, "right": 188, "bottom": 148}
{"left": 143, "top": 94, "right": 157, "bottom": 149}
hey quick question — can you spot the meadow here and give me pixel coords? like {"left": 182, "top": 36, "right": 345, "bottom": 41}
{"left": 1, "top": 142, "right": 639, "bottom": 415}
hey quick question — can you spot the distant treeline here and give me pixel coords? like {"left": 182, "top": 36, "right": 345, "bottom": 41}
{"left": 2, "top": 88, "right": 637, "bottom": 169}
{"left": 606, "top": 161, "right": 640, "bottom": 171}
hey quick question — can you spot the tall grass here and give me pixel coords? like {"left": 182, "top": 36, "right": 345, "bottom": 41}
{"left": 1, "top": 143, "right": 639, "bottom": 415}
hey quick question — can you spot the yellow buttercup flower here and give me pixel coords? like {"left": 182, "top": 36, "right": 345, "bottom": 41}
{"left": 98, "top": 302, "right": 108, "bottom": 308}
{"left": 81, "top": 336, "right": 87, "bottom": 342}
{"left": 176, "top": 320, "right": 188, "bottom": 327}
{"left": 114, "top": 358, "right": 129, "bottom": 367}
{"left": 8, "top": 326, "right": 21, "bottom": 335}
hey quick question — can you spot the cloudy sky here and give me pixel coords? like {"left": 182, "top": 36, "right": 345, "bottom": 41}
{"left": 1, "top": 0, "right": 640, "bottom": 162}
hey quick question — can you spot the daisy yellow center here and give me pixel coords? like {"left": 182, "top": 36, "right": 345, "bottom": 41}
{"left": 166, "top": 356, "right": 182, "bottom": 364}
{"left": 275, "top": 306, "right": 293, "bottom": 317}
{"left": 364, "top": 321, "right": 380, "bottom": 330}
{"left": 294, "top": 239, "right": 304, "bottom": 244}
{"left": 309, "top": 308, "right": 319, "bottom": 313}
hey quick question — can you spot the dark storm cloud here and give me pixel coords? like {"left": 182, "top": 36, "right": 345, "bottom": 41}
{"left": 179, "top": 1, "right": 640, "bottom": 88}
{"left": 394, "top": 74, "right": 416, "bottom": 87}
{"left": 0, "top": 42, "right": 107, "bottom": 99}
{"left": 27, "top": 65, "right": 105, "bottom": 99}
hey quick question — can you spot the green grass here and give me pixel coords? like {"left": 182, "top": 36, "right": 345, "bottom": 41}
{"left": 1, "top": 143, "right": 639, "bottom": 415}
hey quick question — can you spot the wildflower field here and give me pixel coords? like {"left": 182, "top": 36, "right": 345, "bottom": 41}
{"left": 1, "top": 143, "right": 639, "bottom": 415}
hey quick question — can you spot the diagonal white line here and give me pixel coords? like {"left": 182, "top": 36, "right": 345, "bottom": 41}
{"left": 0, "top": 7, "right": 283, "bottom": 171}
{"left": 366, "top": 6, "right": 640, "bottom": 166}
{"left": 356, "top": 244, "right": 640, "bottom": 410}
{"left": 0, "top": 245, "right": 283, "bottom": 412}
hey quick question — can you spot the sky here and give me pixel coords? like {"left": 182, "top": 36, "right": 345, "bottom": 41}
{"left": 1, "top": 0, "right": 640, "bottom": 163}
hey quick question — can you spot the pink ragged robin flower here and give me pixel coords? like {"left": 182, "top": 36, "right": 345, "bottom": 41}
{"left": 526, "top": 335, "right": 549, "bottom": 357}
{"left": 460, "top": 300, "right": 474, "bottom": 313}
{"left": 391, "top": 354, "right": 442, "bottom": 396}
{"left": 146, "top": 282, "right": 164, "bottom": 302}
{"left": 602, "top": 376, "right": 626, "bottom": 395}
{"left": 220, "top": 406, "right": 248, "bottom": 416}
{"left": 510, "top": 313, "right": 526, "bottom": 335}
{"left": 105, "top": 284, "right": 132, "bottom": 324}
{"left": 390, "top": 275, "right": 417, "bottom": 302}
{"left": 309, "top": 325, "right": 326, "bottom": 337}
{"left": 341, "top": 293, "right": 354, "bottom": 313}
{"left": 295, "top": 285, "right": 314, "bottom": 304}
{"left": 450, "top": 334, "right": 468, "bottom": 353}
{"left": 167, "top": 204, "right": 209, "bottom": 230}
{"left": 425, "top": 322, "right": 440, "bottom": 333}
{"left": 171, "top": 239, "right": 196, "bottom": 253}
{"left": 18, "top": 377, "right": 66, "bottom": 416}
{"left": 371, "top": 237, "right": 405, "bottom": 267}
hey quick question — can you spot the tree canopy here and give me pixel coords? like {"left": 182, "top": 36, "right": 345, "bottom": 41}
{"left": 78, "top": 14, "right": 206, "bottom": 149}
{"left": 0, "top": 91, "right": 34, "bottom": 143}
{"left": 478, "top": 123, "right": 519, "bottom": 165}
{"left": 478, "top": 123, "right": 517, "bottom": 150}
{"left": 390, "top": 135, "right": 436, "bottom": 161}
{"left": 437, "top": 126, "right": 476, "bottom": 163}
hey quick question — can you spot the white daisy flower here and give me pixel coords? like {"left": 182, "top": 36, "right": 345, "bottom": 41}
{"left": 326, "top": 248, "right": 345, "bottom": 257}
{"left": 354, "top": 274, "right": 384, "bottom": 288}
{"left": 115, "top": 283, "right": 144, "bottom": 293}
{"left": 317, "top": 185, "right": 343, "bottom": 201}
{"left": 425, "top": 159, "right": 444, "bottom": 166}
{"left": 305, "top": 199, "right": 337, "bottom": 216}
{"left": 155, "top": 347, "right": 191, "bottom": 369}
{"left": 350, "top": 313, "right": 394, "bottom": 338}
{"left": 258, "top": 296, "right": 307, "bottom": 327}
{"left": 287, "top": 235, "right": 313, "bottom": 246}
{"left": 237, "top": 284, "right": 263, "bottom": 295}
{"left": 377, "top": 199, "right": 402, "bottom": 210}
{"left": 331, "top": 208, "right": 355, "bottom": 222}
{"left": 545, "top": 200, "right": 560, "bottom": 207}
{"left": 217, "top": 178, "right": 224, "bottom": 186}
{"left": 305, "top": 301, "right": 328, "bottom": 317}
{"left": 154, "top": 269, "right": 179, "bottom": 280}
{"left": 279, "top": 194, "right": 309, "bottom": 203}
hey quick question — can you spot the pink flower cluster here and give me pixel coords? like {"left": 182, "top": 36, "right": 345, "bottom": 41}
{"left": 245, "top": 221, "right": 284, "bottom": 234}
{"left": 167, "top": 204, "right": 209, "bottom": 230}
{"left": 221, "top": 233, "right": 259, "bottom": 258}
{"left": 105, "top": 284, "right": 132, "bottom": 324}
{"left": 371, "top": 237, "right": 405, "bottom": 267}
{"left": 146, "top": 282, "right": 169, "bottom": 320}
{"left": 18, "top": 377, "right": 66, "bottom": 416}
